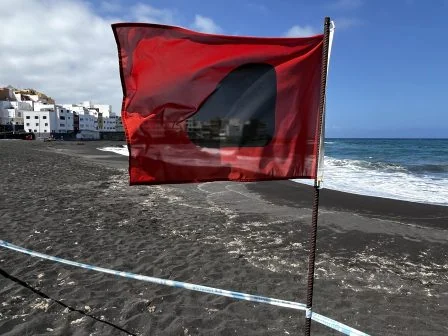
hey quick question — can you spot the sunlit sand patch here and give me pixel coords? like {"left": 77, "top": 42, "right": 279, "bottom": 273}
{"left": 334, "top": 249, "right": 448, "bottom": 297}
{"left": 30, "top": 298, "right": 50, "bottom": 311}
{"left": 71, "top": 317, "right": 85, "bottom": 325}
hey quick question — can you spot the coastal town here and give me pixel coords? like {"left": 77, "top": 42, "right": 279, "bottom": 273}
{"left": 0, "top": 86, "right": 123, "bottom": 140}
{"left": 0, "top": 85, "right": 272, "bottom": 145}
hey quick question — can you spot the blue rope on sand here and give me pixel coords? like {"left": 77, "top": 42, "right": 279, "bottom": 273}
{"left": 0, "top": 240, "right": 369, "bottom": 336}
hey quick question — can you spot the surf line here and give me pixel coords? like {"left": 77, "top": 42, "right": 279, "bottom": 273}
{"left": 0, "top": 240, "right": 369, "bottom": 336}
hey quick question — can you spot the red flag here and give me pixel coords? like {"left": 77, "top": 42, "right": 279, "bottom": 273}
{"left": 112, "top": 23, "right": 325, "bottom": 185}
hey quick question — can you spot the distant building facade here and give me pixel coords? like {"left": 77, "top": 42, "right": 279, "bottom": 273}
{"left": 23, "top": 110, "right": 55, "bottom": 135}
{"left": 1, "top": 86, "right": 122, "bottom": 139}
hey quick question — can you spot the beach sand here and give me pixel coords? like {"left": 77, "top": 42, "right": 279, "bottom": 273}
{"left": 0, "top": 140, "right": 447, "bottom": 335}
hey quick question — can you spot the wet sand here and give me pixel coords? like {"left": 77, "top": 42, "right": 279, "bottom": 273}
{"left": 0, "top": 140, "right": 447, "bottom": 335}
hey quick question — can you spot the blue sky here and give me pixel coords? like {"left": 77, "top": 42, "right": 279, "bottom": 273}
{"left": 2, "top": 0, "right": 447, "bottom": 138}
{"left": 98, "top": 0, "right": 448, "bottom": 138}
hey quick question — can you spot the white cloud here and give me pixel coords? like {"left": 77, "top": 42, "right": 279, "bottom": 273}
{"left": 328, "top": 0, "right": 363, "bottom": 10}
{"left": 130, "top": 3, "right": 176, "bottom": 24}
{"left": 0, "top": 0, "right": 124, "bottom": 112}
{"left": 285, "top": 25, "right": 317, "bottom": 37}
{"left": 0, "top": 0, "right": 220, "bottom": 114}
{"left": 192, "top": 15, "right": 223, "bottom": 34}
{"left": 335, "top": 17, "right": 363, "bottom": 29}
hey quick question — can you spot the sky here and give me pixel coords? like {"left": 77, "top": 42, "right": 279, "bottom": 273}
{"left": 1, "top": 0, "right": 447, "bottom": 138}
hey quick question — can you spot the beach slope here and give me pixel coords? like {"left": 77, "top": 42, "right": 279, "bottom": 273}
{"left": 0, "top": 141, "right": 447, "bottom": 335}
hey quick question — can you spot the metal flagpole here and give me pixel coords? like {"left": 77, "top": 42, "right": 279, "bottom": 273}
{"left": 304, "top": 16, "right": 331, "bottom": 336}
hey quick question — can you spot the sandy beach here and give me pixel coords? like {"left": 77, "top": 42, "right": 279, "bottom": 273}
{"left": 0, "top": 140, "right": 447, "bottom": 335}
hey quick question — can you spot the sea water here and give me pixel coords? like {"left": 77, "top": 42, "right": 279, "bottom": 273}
{"left": 295, "top": 138, "right": 448, "bottom": 206}
{"left": 100, "top": 138, "right": 448, "bottom": 206}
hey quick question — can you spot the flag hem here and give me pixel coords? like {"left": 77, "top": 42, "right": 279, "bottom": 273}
{"left": 111, "top": 22, "right": 324, "bottom": 41}
{"left": 128, "top": 175, "right": 315, "bottom": 186}
{"left": 112, "top": 24, "right": 133, "bottom": 183}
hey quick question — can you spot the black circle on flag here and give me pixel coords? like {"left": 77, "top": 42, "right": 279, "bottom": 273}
{"left": 187, "top": 63, "right": 277, "bottom": 148}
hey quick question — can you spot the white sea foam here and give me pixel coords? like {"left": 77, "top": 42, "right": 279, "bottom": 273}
{"left": 294, "top": 156, "right": 448, "bottom": 206}
{"left": 98, "top": 146, "right": 129, "bottom": 156}
{"left": 99, "top": 146, "right": 448, "bottom": 206}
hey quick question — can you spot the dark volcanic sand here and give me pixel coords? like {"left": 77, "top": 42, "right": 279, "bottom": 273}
{"left": 0, "top": 140, "right": 447, "bottom": 336}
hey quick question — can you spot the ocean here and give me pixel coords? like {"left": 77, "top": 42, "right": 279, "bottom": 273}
{"left": 301, "top": 138, "right": 448, "bottom": 206}
{"left": 99, "top": 138, "right": 448, "bottom": 206}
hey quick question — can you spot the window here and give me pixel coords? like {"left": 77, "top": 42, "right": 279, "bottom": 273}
{"left": 34, "top": 129, "right": 37, "bottom": 132}
{"left": 60, "top": 123, "right": 65, "bottom": 127}
{"left": 26, "top": 123, "right": 30, "bottom": 126}
{"left": 26, "top": 116, "right": 30, "bottom": 119}
{"left": 60, "top": 116, "right": 65, "bottom": 120}
{"left": 35, "top": 116, "right": 38, "bottom": 119}
{"left": 15, "top": 122, "right": 19, "bottom": 125}
{"left": 45, "top": 123, "right": 48, "bottom": 126}
{"left": 68, "top": 116, "right": 71, "bottom": 119}
{"left": 44, "top": 130, "right": 47, "bottom": 133}
{"left": 35, "top": 123, "right": 39, "bottom": 126}
{"left": 43, "top": 116, "right": 47, "bottom": 119}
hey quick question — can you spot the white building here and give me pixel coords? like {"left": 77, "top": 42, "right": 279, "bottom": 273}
{"left": 55, "top": 105, "right": 74, "bottom": 133}
{"left": 0, "top": 87, "right": 33, "bottom": 129}
{"left": 22, "top": 105, "right": 74, "bottom": 136}
{"left": 225, "top": 118, "right": 244, "bottom": 137}
{"left": 78, "top": 113, "right": 97, "bottom": 131}
{"left": 115, "top": 115, "right": 123, "bottom": 132}
{"left": 186, "top": 118, "right": 203, "bottom": 134}
{"left": 100, "top": 117, "right": 110, "bottom": 131}
{"left": 62, "top": 103, "right": 99, "bottom": 134}
{"left": 62, "top": 101, "right": 118, "bottom": 133}
{"left": 81, "top": 101, "right": 112, "bottom": 118}
{"left": 1, "top": 87, "right": 115, "bottom": 137}
{"left": 62, "top": 104, "right": 87, "bottom": 115}
{"left": 99, "top": 115, "right": 118, "bottom": 131}
{"left": 33, "top": 102, "right": 55, "bottom": 112}
{"left": 23, "top": 110, "right": 58, "bottom": 136}
{"left": 0, "top": 101, "right": 30, "bottom": 126}
{"left": 95, "top": 104, "right": 112, "bottom": 117}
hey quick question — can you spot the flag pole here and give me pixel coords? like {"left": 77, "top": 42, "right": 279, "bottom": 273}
{"left": 304, "top": 16, "right": 331, "bottom": 336}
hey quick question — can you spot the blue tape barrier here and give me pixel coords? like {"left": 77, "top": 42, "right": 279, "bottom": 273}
{"left": 311, "top": 312, "right": 370, "bottom": 336}
{"left": 0, "top": 240, "right": 370, "bottom": 335}
{"left": 0, "top": 240, "right": 305, "bottom": 310}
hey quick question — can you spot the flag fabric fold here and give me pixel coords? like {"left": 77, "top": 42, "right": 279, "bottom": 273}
{"left": 112, "top": 23, "right": 325, "bottom": 185}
